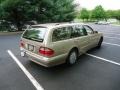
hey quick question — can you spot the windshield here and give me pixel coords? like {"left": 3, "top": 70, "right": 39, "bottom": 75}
{"left": 22, "top": 27, "right": 47, "bottom": 42}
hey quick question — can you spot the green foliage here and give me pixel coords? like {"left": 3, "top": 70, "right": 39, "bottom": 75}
{"left": 106, "top": 10, "right": 115, "bottom": 18}
{"left": 91, "top": 5, "right": 106, "bottom": 21}
{"left": 79, "top": 8, "right": 89, "bottom": 21}
{"left": 77, "top": 5, "right": 120, "bottom": 22}
{"left": 106, "top": 10, "right": 120, "bottom": 22}
{"left": 0, "top": 0, "right": 76, "bottom": 31}
{"left": 38, "top": 0, "right": 76, "bottom": 22}
{"left": 114, "top": 10, "right": 120, "bottom": 22}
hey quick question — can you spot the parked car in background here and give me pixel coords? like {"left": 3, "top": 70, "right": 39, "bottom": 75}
{"left": 95, "top": 21, "right": 110, "bottom": 25}
{"left": 20, "top": 23, "right": 103, "bottom": 67}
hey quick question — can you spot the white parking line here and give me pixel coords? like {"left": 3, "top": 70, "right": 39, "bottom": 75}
{"left": 7, "top": 50, "right": 44, "bottom": 90}
{"left": 86, "top": 53, "right": 120, "bottom": 66}
{"left": 104, "top": 33, "right": 120, "bottom": 36}
{"left": 103, "top": 42, "right": 120, "bottom": 47}
{"left": 105, "top": 36, "right": 120, "bottom": 40}
{"left": 104, "top": 32, "right": 120, "bottom": 35}
{"left": 102, "top": 31, "right": 120, "bottom": 34}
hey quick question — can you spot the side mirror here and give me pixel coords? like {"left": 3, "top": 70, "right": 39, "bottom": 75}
{"left": 94, "top": 31, "right": 98, "bottom": 33}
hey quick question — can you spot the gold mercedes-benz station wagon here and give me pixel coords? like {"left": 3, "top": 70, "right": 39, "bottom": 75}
{"left": 20, "top": 23, "right": 103, "bottom": 67}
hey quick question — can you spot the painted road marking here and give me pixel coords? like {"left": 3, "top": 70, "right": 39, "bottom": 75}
{"left": 103, "top": 42, "right": 120, "bottom": 47}
{"left": 86, "top": 53, "right": 120, "bottom": 66}
{"left": 98, "top": 31, "right": 120, "bottom": 34}
{"left": 104, "top": 33, "right": 120, "bottom": 36}
{"left": 104, "top": 32, "right": 120, "bottom": 35}
{"left": 7, "top": 50, "right": 44, "bottom": 90}
{"left": 105, "top": 36, "right": 120, "bottom": 40}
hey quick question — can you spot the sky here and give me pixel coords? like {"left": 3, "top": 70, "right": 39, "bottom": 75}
{"left": 75, "top": 0, "right": 120, "bottom": 10}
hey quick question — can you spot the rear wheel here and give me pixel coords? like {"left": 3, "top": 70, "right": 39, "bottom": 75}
{"left": 97, "top": 37, "right": 103, "bottom": 48}
{"left": 66, "top": 49, "right": 78, "bottom": 65}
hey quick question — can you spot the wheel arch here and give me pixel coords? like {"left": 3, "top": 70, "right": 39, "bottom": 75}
{"left": 69, "top": 47, "right": 79, "bottom": 56}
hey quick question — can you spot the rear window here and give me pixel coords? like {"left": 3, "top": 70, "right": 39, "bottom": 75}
{"left": 22, "top": 27, "right": 47, "bottom": 42}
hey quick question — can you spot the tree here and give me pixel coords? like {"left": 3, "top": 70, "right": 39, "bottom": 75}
{"left": 106, "top": 10, "right": 120, "bottom": 22}
{"left": 114, "top": 10, "right": 120, "bottom": 22}
{"left": 37, "top": 0, "right": 76, "bottom": 23}
{"left": 106, "top": 10, "right": 114, "bottom": 18}
{"left": 0, "top": 0, "right": 76, "bottom": 31}
{"left": 1, "top": 0, "right": 29, "bottom": 31}
{"left": 79, "top": 8, "right": 89, "bottom": 21}
{"left": 0, "top": 0, "right": 6, "bottom": 19}
{"left": 91, "top": 5, "right": 106, "bottom": 21}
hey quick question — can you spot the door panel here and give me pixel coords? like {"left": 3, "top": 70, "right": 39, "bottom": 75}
{"left": 83, "top": 25, "right": 98, "bottom": 49}
{"left": 75, "top": 36, "right": 91, "bottom": 53}
{"left": 72, "top": 25, "right": 91, "bottom": 53}
{"left": 89, "top": 34, "right": 100, "bottom": 46}
{"left": 51, "top": 39, "right": 75, "bottom": 56}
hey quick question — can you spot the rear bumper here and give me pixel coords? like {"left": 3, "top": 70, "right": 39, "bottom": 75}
{"left": 21, "top": 49, "right": 67, "bottom": 67}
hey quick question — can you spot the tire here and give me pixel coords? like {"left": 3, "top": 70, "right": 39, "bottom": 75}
{"left": 97, "top": 37, "right": 103, "bottom": 48}
{"left": 66, "top": 49, "right": 78, "bottom": 65}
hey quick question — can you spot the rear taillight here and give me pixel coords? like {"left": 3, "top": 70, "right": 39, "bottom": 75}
{"left": 20, "top": 40, "right": 25, "bottom": 47}
{"left": 39, "top": 47, "right": 54, "bottom": 56}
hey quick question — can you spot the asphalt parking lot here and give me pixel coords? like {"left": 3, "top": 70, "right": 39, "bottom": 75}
{"left": 0, "top": 24, "right": 120, "bottom": 90}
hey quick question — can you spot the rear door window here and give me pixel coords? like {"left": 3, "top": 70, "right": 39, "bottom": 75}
{"left": 71, "top": 25, "right": 87, "bottom": 38}
{"left": 52, "top": 27, "right": 70, "bottom": 42}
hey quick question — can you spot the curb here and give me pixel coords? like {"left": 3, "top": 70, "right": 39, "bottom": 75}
{"left": 0, "top": 31, "right": 23, "bottom": 35}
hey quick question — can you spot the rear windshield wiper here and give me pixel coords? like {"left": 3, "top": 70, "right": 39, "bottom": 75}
{"left": 23, "top": 36, "right": 43, "bottom": 42}
{"left": 23, "top": 36, "right": 32, "bottom": 40}
{"left": 31, "top": 37, "right": 43, "bottom": 42}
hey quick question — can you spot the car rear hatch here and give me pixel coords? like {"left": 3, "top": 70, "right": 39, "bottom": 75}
{"left": 20, "top": 26, "right": 47, "bottom": 55}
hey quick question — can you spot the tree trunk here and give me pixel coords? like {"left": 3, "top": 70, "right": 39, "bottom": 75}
{"left": 16, "top": 21, "right": 22, "bottom": 31}
{"left": 12, "top": 9, "right": 23, "bottom": 31}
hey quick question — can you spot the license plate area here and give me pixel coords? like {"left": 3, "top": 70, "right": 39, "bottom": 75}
{"left": 28, "top": 44, "right": 34, "bottom": 51}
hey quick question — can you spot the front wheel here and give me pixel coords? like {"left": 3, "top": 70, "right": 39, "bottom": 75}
{"left": 66, "top": 50, "right": 78, "bottom": 65}
{"left": 97, "top": 37, "right": 103, "bottom": 48}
